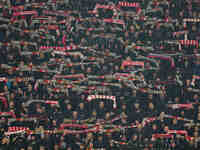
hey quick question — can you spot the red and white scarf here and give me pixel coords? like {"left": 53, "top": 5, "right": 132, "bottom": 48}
{"left": 104, "top": 18, "right": 125, "bottom": 26}
{"left": 118, "top": 1, "right": 140, "bottom": 8}
{"left": 179, "top": 40, "right": 199, "bottom": 48}
{"left": 91, "top": 4, "right": 119, "bottom": 18}
{"left": 13, "top": 11, "right": 37, "bottom": 17}
{"left": 24, "top": 100, "right": 58, "bottom": 107}
{"left": 184, "top": 18, "right": 200, "bottom": 22}
{"left": 54, "top": 74, "right": 85, "bottom": 79}
{"left": 152, "top": 133, "right": 173, "bottom": 139}
{"left": 168, "top": 130, "right": 187, "bottom": 135}
{"left": 87, "top": 95, "right": 117, "bottom": 109}
{"left": 40, "top": 45, "right": 78, "bottom": 51}
{"left": 0, "top": 112, "right": 16, "bottom": 118}
{"left": 0, "top": 77, "right": 8, "bottom": 82}
{"left": 168, "top": 103, "right": 193, "bottom": 109}
{"left": 121, "top": 60, "right": 144, "bottom": 68}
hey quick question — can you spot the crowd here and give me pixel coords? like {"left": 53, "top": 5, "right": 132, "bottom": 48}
{"left": 0, "top": 0, "right": 200, "bottom": 149}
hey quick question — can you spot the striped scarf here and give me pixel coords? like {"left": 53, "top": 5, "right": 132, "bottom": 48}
{"left": 87, "top": 95, "right": 117, "bottom": 109}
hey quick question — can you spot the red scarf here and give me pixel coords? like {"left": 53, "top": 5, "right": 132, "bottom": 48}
{"left": 104, "top": 18, "right": 125, "bottom": 26}
{"left": 0, "top": 112, "right": 16, "bottom": 118}
{"left": 121, "top": 60, "right": 144, "bottom": 68}
{"left": 118, "top": 1, "right": 140, "bottom": 8}
{"left": 179, "top": 40, "right": 199, "bottom": 48}
{"left": 40, "top": 45, "right": 78, "bottom": 51}
{"left": 0, "top": 97, "right": 8, "bottom": 109}
{"left": 153, "top": 133, "right": 173, "bottom": 139}
{"left": 87, "top": 95, "right": 117, "bottom": 109}
{"left": 13, "top": 11, "right": 37, "bottom": 17}
{"left": 168, "top": 103, "right": 193, "bottom": 109}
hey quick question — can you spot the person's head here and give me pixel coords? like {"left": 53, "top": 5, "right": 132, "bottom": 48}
{"left": 80, "top": 144, "right": 84, "bottom": 150}
{"left": 54, "top": 144, "right": 59, "bottom": 150}
{"left": 79, "top": 102, "right": 84, "bottom": 110}
{"left": 164, "top": 126, "right": 169, "bottom": 133}
{"left": 121, "top": 112, "right": 127, "bottom": 119}
{"left": 132, "top": 134, "right": 137, "bottom": 141}
{"left": 75, "top": 134, "right": 80, "bottom": 139}
{"left": 159, "top": 112, "right": 165, "bottom": 119}
{"left": 145, "top": 62, "right": 151, "bottom": 68}
{"left": 99, "top": 101, "right": 104, "bottom": 109}
{"left": 193, "top": 94, "right": 199, "bottom": 100}
{"left": 148, "top": 30, "right": 153, "bottom": 36}
{"left": 28, "top": 84, "right": 32, "bottom": 91}
{"left": 180, "top": 110, "right": 185, "bottom": 117}
{"left": 80, "top": 94, "right": 85, "bottom": 100}
{"left": 9, "top": 101, "right": 15, "bottom": 109}
{"left": 194, "top": 131, "right": 198, "bottom": 138}
{"left": 105, "top": 112, "right": 110, "bottom": 120}
{"left": 129, "top": 25, "right": 135, "bottom": 32}
{"left": 126, "top": 56, "right": 131, "bottom": 61}
{"left": 39, "top": 146, "right": 45, "bottom": 150}
{"left": 86, "top": 132, "right": 93, "bottom": 140}
{"left": 172, "top": 119, "right": 177, "bottom": 125}
{"left": 122, "top": 103, "right": 126, "bottom": 110}
{"left": 186, "top": 79, "right": 191, "bottom": 86}
{"left": 70, "top": 68, "right": 75, "bottom": 74}
{"left": 137, "top": 124, "right": 143, "bottom": 130}
{"left": 18, "top": 88, "right": 23, "bottom": 94}
{"left": 66, "top": 103, "right": 72, "bottom": 110}
{"left": 27, "top": 146, "right": 33, "bottom": 150}
{"left": 92, "top": 110, "right": 97, "bottom": 117}
{"left": 8, "top": 68, "right": 13, "bottom": 75}
{"left": 148, "top": 102, "right": 154, "bottom": 110}
{"left": 114, "top": 65, "right": 119, "bottom": 71}
{"left": 148, "top": 94, "right": 153, "bottom": 100}
{"left": 193, "top": 49, "right": 198, "bottom": 54}
{"left": 156, "top": 23, "right": 161, "bottom": 30}
{"left": 197, "top": 112, "right": 200, "bottom": 120}
{"left": 86, "top": 67, "right": 92, "bottom": 73}
{"left": 4, "top": 85, "right": 8, "bottom": 92}
{"left": 194, "top": 126, "right": 199, "bottom": 132}
{"left": 152, "top": 124, "right": 157, "bottom": 130}
{"left": 192, "top": 24, "right": 197, "bottom": 32}
{"left": 31, "top": 135, "right": 36, "bottom": 141}
{"left": 134, "top": 103, "right": 140, "bottom": 109}
{"left": 124, "top": 31, "right": 129, "bottom": 37}
{"left": 165, "top": 9, "right": 170, "bottom": 16}
{"left": 72, "top": 111, "right": 78, "bottom": 119}
{"left": 13, "top": 80, "right": 18, "bottom": 87}
{"left": 52, "top": 120, "right": 57, "bottom": 126}
{"left": 174, "top": 97, "right": 180, "bottom": 103}
{"left": 39, "top": 53, "right": 45, "bottom": 59}
{"left": 98, "top": 135, "right": 103, "bottom": 142}
{"left": 132, "top": 90, "right": 137, "bottom": 96}
{"left": 67, "top": 147, "right": 72, "bottom": 150}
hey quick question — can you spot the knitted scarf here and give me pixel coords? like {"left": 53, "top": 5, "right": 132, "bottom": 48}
{"left": 87, "top": 95, "right": 117, "bottom": 109}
